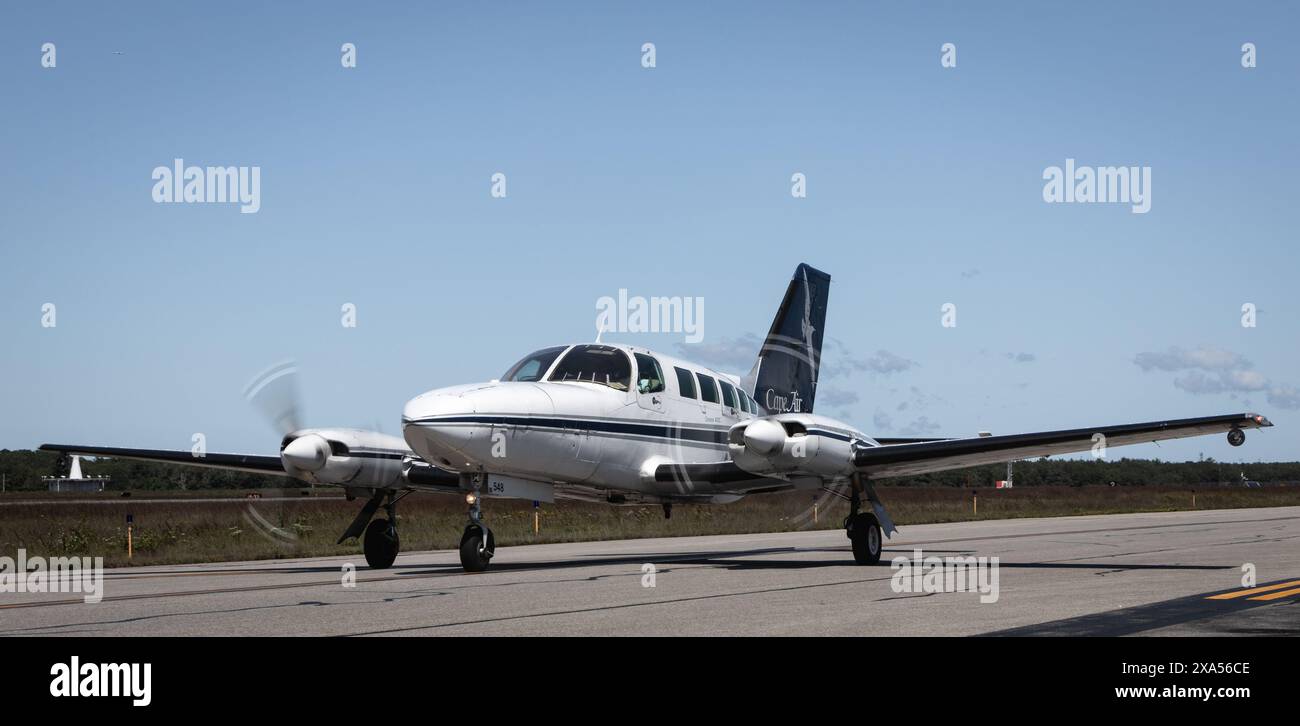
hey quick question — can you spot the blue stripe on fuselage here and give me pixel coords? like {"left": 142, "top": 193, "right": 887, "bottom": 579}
{"left": 404, "top": 414, "right": 858, "bottom": 445}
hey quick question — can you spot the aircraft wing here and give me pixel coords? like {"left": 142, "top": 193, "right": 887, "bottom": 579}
{"left": 854, "top": 413, "right": 1272, "bottom": 479}
{"left": 39, "top": 443, "right": 287, "bottom": 477}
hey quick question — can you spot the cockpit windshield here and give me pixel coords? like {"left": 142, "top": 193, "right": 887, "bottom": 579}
{"left": 547, "top": 344, "right": 632, "bottom": 391}
{"left": 501, "top": 346, "right": 568, "bottom": 383}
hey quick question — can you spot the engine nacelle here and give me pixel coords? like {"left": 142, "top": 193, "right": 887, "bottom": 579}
{"left": 279, "top": 428, "right": 406, "bottom": 487}
{"left": 727, "top": 414, "right": 858, "bottom": 479}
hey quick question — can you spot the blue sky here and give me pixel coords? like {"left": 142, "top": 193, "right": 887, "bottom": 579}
{"left": 2, "top": 1, "right": 1297, "bottom": 462}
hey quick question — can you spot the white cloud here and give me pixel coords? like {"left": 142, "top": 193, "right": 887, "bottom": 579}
{"left": 824, "top": 346, "right": 918, "bottom": 378}
{"left": 861, "top": 349, "right": 918, "bottom": 374}
{"left": 1134, "top": 345, "right": 1299, "bottom": 410}
{"left": 676, "top": 333, "right": 761, "bottom": 370}
{"left": 1134, "top": 346, "right": 1249, "bottom": 373}
{"left": 1267, "top": 384, "right": 1300, "bottom": 410}
{"left": 898, "top": 416, "right": 943, "bottom": 436}
{"left": 819, "top": 387, "right": 860, "bottom": 407}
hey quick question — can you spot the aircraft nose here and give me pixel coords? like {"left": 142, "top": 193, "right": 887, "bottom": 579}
{"left": 401, "top": 383, "right": 554, "bottom": 469}
{"left": 402, "top": 390, "right": 471, "bottom": 424}
{"left": 402, "top": 387, "right": 483, "bottom": 465}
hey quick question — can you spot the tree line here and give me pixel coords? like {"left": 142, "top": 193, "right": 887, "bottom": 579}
{"left": 882, "top": 457, "right": 1300, "bottom": 489}
{"left": 0, "top": 448, "right": 1296, "bottom": 492}
{"left": 0, "top": 449, "right": 283, "bottom": 491}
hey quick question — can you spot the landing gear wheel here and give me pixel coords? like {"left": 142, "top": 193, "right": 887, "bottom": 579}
{"left": 848, "top": 512, "right": 883, "bottom": 565}
{"left": 459, "top": 526, "right": 495, "bottom": 573}
{"left": 1227, "top": 428, "right": 1246, "bottom": 447}
{"left": 363, "top": 518, "right": 399, "bottom": 569}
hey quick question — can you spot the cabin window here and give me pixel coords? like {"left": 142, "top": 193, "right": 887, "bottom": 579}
{"left": 502, "top": 345, "right": 567, "bottom": 382}
{"left": 674, "top": 366, "right": 696, "bottom": 399}
{"left": 719, "top": 380, "right": 737, "bottom": 410}
{"left": 633, "top": 353, "right": 666, "bottom": 394}
{"left": 696, "top": 373, "right": 719, "bottom": 404}
{"left": 547, "top": 344, "right": 632, "bottom": 391}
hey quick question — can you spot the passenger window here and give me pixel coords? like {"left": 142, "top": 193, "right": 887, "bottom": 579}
{"left": 739, "top": 392, "right": 752, "bottom": 414}
{"left": 719, "top": 380, "right": 737, "bottom": 410}
{"left": 633, "top": 353, "right": 665, "bottom": 394}
{"left": 674, "top": 366, "right": 696, "bottom": 399}
{"left": 696, "top": 373, "right": 719, "bottom": 404}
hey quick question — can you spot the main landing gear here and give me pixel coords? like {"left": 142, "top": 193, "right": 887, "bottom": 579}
{"left": 338, "top": 490, "right": 405, "bottom": 569}
{"left": 364, "top": 517, "right": 399, "bottom": 569}
{"left": 458, "top": 476, "right": 495, "bottom": 573}
{"left": 845, "top": 476, "right": 883, "bottom": 565}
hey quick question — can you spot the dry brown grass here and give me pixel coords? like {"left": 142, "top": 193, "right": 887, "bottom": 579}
{"left": 1, "top": 485, "right": 1296, "bottom": 567}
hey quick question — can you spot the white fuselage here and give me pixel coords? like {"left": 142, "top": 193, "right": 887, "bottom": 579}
{"left": 401, "top": 343, "right": 875, "bottom": 501}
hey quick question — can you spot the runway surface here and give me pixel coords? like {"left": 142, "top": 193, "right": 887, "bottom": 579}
{"left": 3, "top": 506, "right": 1299, "bottom": 636}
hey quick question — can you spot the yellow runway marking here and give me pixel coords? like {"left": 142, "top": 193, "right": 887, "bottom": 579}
{"left": 1248, "top": 586, "right": 1300, "bottom": 602}
{"left": 1206, "top": 579, "right": 1300, "bottom": 600}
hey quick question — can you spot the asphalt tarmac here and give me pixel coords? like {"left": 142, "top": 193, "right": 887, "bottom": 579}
{"left": 2, "top": 506, "right": 1297, "bottom": 636}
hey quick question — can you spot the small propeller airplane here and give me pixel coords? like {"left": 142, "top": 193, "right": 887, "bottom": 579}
{"left": 43, "top": 264, "right": 1273, "bottom": 572}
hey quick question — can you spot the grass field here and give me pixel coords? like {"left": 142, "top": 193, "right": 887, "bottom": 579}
{"left": 2, "top": 485, "right": 1298, "bottom": 567}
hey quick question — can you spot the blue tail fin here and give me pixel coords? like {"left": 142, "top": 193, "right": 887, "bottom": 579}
{"left": 744, "top": 263, "right": 830, "bottom": 414}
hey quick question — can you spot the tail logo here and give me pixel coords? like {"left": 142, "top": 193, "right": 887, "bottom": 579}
{"left": 764, "top": 388, "right": 805, "bottom": 414}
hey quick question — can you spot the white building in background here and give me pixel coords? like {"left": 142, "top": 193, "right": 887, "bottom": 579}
{"left": 43, "top": 455, "right": 111, "bottom": 493}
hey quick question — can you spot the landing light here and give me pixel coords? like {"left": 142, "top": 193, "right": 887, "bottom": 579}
{"left": 465, "top": 493, "right": 478, "bottom": 505}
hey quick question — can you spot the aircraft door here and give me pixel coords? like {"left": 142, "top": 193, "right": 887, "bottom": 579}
{"left": 633, "top": 352, "right": 666, "bottom": 414}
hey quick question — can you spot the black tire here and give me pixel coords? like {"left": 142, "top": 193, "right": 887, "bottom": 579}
{"left": 363, "top": 518, "right": 399, "bottom": 569}
{"left": 849, "top": 512, "right": 883, "bottom": 565}
{"left": 459, "top": 527, "right": 494, "bottom": 572}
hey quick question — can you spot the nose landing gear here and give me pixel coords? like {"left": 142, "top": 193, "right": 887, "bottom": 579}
{"left": 459, "top": 476, "right": 495, "bottom": 573}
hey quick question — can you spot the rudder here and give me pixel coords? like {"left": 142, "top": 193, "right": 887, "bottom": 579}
{"left": 744, "top": 263, "right": 830, "bottom": 414}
